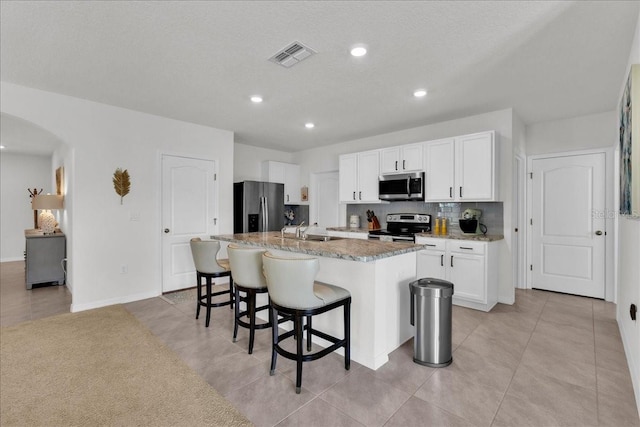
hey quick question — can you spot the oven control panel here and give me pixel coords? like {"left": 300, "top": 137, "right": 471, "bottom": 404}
{"left": 387, "top": 214, "right": 431, "bottom": 224}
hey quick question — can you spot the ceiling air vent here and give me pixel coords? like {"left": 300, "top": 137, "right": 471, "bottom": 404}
{"left": 269, "top": 41, "right": 316, "bottom": 68}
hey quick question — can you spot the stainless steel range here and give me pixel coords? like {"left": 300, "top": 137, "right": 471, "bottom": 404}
{"left": 368, "top": 213, "right": 431, "bottom": 242}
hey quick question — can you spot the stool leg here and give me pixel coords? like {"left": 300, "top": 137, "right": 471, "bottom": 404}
{"left": 269, "top": 306, "right": 279, "bottom": 376}
{"left": 205, "top": 276, "right": 212, "bottom": 327}
{"left": 229, "top": 275, "right": 234, "bottom": 309}
{"left": 306, "top": 315, "right": 312, "bottom": 352}
{"left": 195, "top": 272, "right": 201, "bottom": 320}
{"left": 344, "top": 300, "right": 351, "bottom": 370}
{"left": 233, "top": 285, "right": 240, "bottom": 342}
{"left": 295, "top": 315, "right": 303, "bottom": 394}
{"left": 248, "top": 290, "right": 256, "bottom": 354}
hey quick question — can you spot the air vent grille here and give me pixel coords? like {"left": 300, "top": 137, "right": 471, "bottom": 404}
{"left": 269, "top": 41, "right": 316, "bottom": 68}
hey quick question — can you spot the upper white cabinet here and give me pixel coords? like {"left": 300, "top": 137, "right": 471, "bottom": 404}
{"left": 262, "top": 161, "right": 301, "bottom": 204}
{"left": 424, "top": 131, "right": 497, "bottom": 202}
{"left": 339, "top": 150, "right": 380, "bottom": 203}
{"left": 380, "top": 143, "right": 424, "bottom": 174}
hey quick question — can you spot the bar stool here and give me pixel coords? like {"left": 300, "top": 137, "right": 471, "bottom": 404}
{"left": 227, "top": 244, "right": 271, "bottom": 354}
{"left": 262, "top": 252, "right": 351, "bottom": 394}
{"left": 189, "top": 238, "right": 233, "bottom": 327}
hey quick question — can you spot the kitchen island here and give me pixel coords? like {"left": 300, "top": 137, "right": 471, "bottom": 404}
{"left": 212, "top": 232, "right": 423, "bottom": 370}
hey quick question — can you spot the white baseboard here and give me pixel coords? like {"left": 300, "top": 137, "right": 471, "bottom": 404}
{"left": 1, "top": 257, "right": 24, "bottom": 263}
{"left": 618, "top": 317, "right": 640, "bottom": 418}
{"left": 71, "top": 290, "right": 160, "bottom": 313}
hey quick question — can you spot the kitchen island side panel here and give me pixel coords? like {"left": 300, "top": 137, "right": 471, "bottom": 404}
{"left": 217, "top": 240, "right": 416, "bottom": 370}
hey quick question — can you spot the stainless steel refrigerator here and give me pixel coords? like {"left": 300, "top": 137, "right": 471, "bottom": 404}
{"left": 234, "top": 181, "right": 285, "bottom": 233}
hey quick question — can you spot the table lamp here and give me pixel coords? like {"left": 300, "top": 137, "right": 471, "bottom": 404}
{"left": 32, "top": 194, "right": 64, "bottom": 234}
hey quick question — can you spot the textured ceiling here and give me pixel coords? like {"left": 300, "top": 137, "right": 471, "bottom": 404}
{"left": 1, "top": 1, "right": 638, "bottom": 154}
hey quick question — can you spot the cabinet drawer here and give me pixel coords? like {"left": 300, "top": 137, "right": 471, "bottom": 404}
{"left": 415, "top": 237, "right": 445, "bottom": 251}
{"left": 448, "top": 241, "right": 486, "bottom": 254}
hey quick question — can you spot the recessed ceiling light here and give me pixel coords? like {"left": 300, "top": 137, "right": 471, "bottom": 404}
{"left": 350, "top": 46, "right": 367, "bottom": 57}
{"left": 305, "top": 123, "right": 315, "bottom": 129}
{"left": 413, "top": 89, "right": 427, "bottom": 98}
{"left": 0, "top": 145, "right": 5, "bottom": 150}
{"left": 250, "top": 96, "right": 263, "bottom": 103}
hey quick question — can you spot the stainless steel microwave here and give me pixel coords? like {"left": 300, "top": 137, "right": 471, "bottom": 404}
{"left": 378, "top": 172, "right": 425, "bottom": 201}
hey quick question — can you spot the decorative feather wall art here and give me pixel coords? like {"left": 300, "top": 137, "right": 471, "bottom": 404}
{"left": 112, "top": 168, "right": 131, "bottom": 205}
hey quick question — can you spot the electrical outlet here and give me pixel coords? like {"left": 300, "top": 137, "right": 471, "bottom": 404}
{"left": 120, "top": 264, "right": 128, "bottom": 274}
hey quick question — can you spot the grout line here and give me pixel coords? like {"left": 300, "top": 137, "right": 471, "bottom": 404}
{"left": 488, "top": 291, "right": 546, "bottom": 426}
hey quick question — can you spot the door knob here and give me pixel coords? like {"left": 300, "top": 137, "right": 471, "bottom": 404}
{"left": 595, "top": 230, "right": 603, "bottom": 236}
{"left": 164, "top": 228, "right": 170, "bottom": 234}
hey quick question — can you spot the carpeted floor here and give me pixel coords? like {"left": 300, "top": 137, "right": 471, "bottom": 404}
{"left": 0, "top": 305, "right": 252, "bottom": 426}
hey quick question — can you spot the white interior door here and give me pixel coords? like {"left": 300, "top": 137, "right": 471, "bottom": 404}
{"left": 311, "top": 171, "right": 340, "bottom": 228}
{"left": 162, "top": 155, "right": 217, "bottom": 293}
{"left": 531, "top": 153, "right": 605, "bottom": 298}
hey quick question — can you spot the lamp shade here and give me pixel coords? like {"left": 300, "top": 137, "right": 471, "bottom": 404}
{"left": 32, "top": 194, "right": 64, "bottom": 210}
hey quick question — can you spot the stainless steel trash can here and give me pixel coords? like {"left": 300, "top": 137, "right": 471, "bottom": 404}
{"left": 409, "top": 278, "right": 454, "bottom": 367}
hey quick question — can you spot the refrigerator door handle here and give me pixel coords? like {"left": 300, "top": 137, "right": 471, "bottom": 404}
{"left": 261, "top": 196, "right": 266, "bottom": 231}
{"left": 264, "top": 197, "right": 269, "bottom": 231}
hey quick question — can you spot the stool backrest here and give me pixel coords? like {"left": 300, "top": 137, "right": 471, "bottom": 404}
{"left": 227, "top": 244, "right": 267, "bottom": 289}
{"left": 262, "top": 252, "right": 322, "bottom": 309}
{"left": 190, "top": 238, "right": 226, "bottom": 274}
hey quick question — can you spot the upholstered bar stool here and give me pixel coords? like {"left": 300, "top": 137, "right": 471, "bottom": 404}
{"left": 227, "top": 244, "right": 271, "bottom": 354}
{"left": 262, "top": 252, "right": 351, "bottom": 394}
{"left": 189, "top": 238, "right": 233, "bottom": 327}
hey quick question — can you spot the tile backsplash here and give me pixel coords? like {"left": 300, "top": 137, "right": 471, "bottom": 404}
{"left": 346, "top": 201, "right": 503, "bottom": 234}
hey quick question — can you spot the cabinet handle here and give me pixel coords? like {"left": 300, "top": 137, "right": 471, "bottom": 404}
{"left": 164, "top": 228, "right": 170, "bottom": 234}
{"left": 359, "top": 191, "right": 362, "bottom": 200}
{"left": 425, "top": 244, "right": 436, "bottom": 247}
{"left": 459, "top": 246, "right": 474, "bottom": 250}
{"left": 450, "top": 255, "right": 454, "bottom": 268}
{"left": 449, "top": 187, "right": 453, "bottom": 198}
{"left": 459, "top": 187, "right": 463, "bottom": 198}
{"left": 395, "top": 160, "right": 398, "bottom": 171}
{"left": 403, "top": 160, "right": 406, "bottom": 170}
{"left": 286, "top": 194, "right": 289, "bottom": 202}
{"left": 441, "top": 254, "right": 444, "bottom": 267}
{"left": 353, "top": 191, "right": 356, "bottom": 200}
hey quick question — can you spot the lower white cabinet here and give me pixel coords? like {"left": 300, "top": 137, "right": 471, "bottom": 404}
{"left": 415, "top": 237, "right": 498, "bottom": 312}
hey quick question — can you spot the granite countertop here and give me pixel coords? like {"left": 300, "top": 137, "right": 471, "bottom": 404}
{"left": 211, "top": 232, "right": 423, "bottom": 262}
{"left": 326, "top": 227, "right": 504, "bottom": 241}
{"left": 416, "top": 232, "right": 504, "bottom": 242}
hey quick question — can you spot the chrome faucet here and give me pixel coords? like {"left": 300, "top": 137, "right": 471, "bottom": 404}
{"left": 281, "top": 226, "right": 288, "bottom": 239}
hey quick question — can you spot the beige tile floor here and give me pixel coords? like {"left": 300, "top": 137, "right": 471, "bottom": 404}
{"left": 1, "top": 260, "right": 638, "bottom": 426}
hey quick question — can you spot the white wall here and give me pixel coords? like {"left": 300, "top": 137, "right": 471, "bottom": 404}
{"left": 525, "top": 111, "right": 616, "bottom": 155}
{"left": 0, "top": 82, "right": 234, "bottom": 312}
{"left": 616, "top": 9, "right": 640, "bottom": 417}
{"left": 292, "top": 108, "right": 516, "bottom": 305}
{"left": 0, "top": 153, "right": 53, "bottom": 261}
{"left": 234, "top": 143, "right": 293, "bottom": 182}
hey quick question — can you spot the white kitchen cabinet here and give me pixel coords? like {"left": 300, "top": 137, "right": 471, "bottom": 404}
{"left": 424, "top": 138, "right": 455, "bottom": 200}
{"left": 424, "top": 131, "right": 497, "bottom": 202}
{"left": 262, "top": 161, "right": 301, "bottom": 204}
{"left": 416, "top": 238, "right": 446, "bottom": 281}
{"left": 339, "top": 150, "right": 380, "bottom": 203}
{"left": 415, "top": 237, "right": 498, "bottom": 312}
{"left": 380, "top": 143, "right": 423, "bottom": 174}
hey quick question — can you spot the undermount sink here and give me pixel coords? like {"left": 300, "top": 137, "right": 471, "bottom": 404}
{"left": 303, "top": 234, "right": 343, "bottom": 242}
{"left": 280, "top": 234, "right": 343, "bottom": 242}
